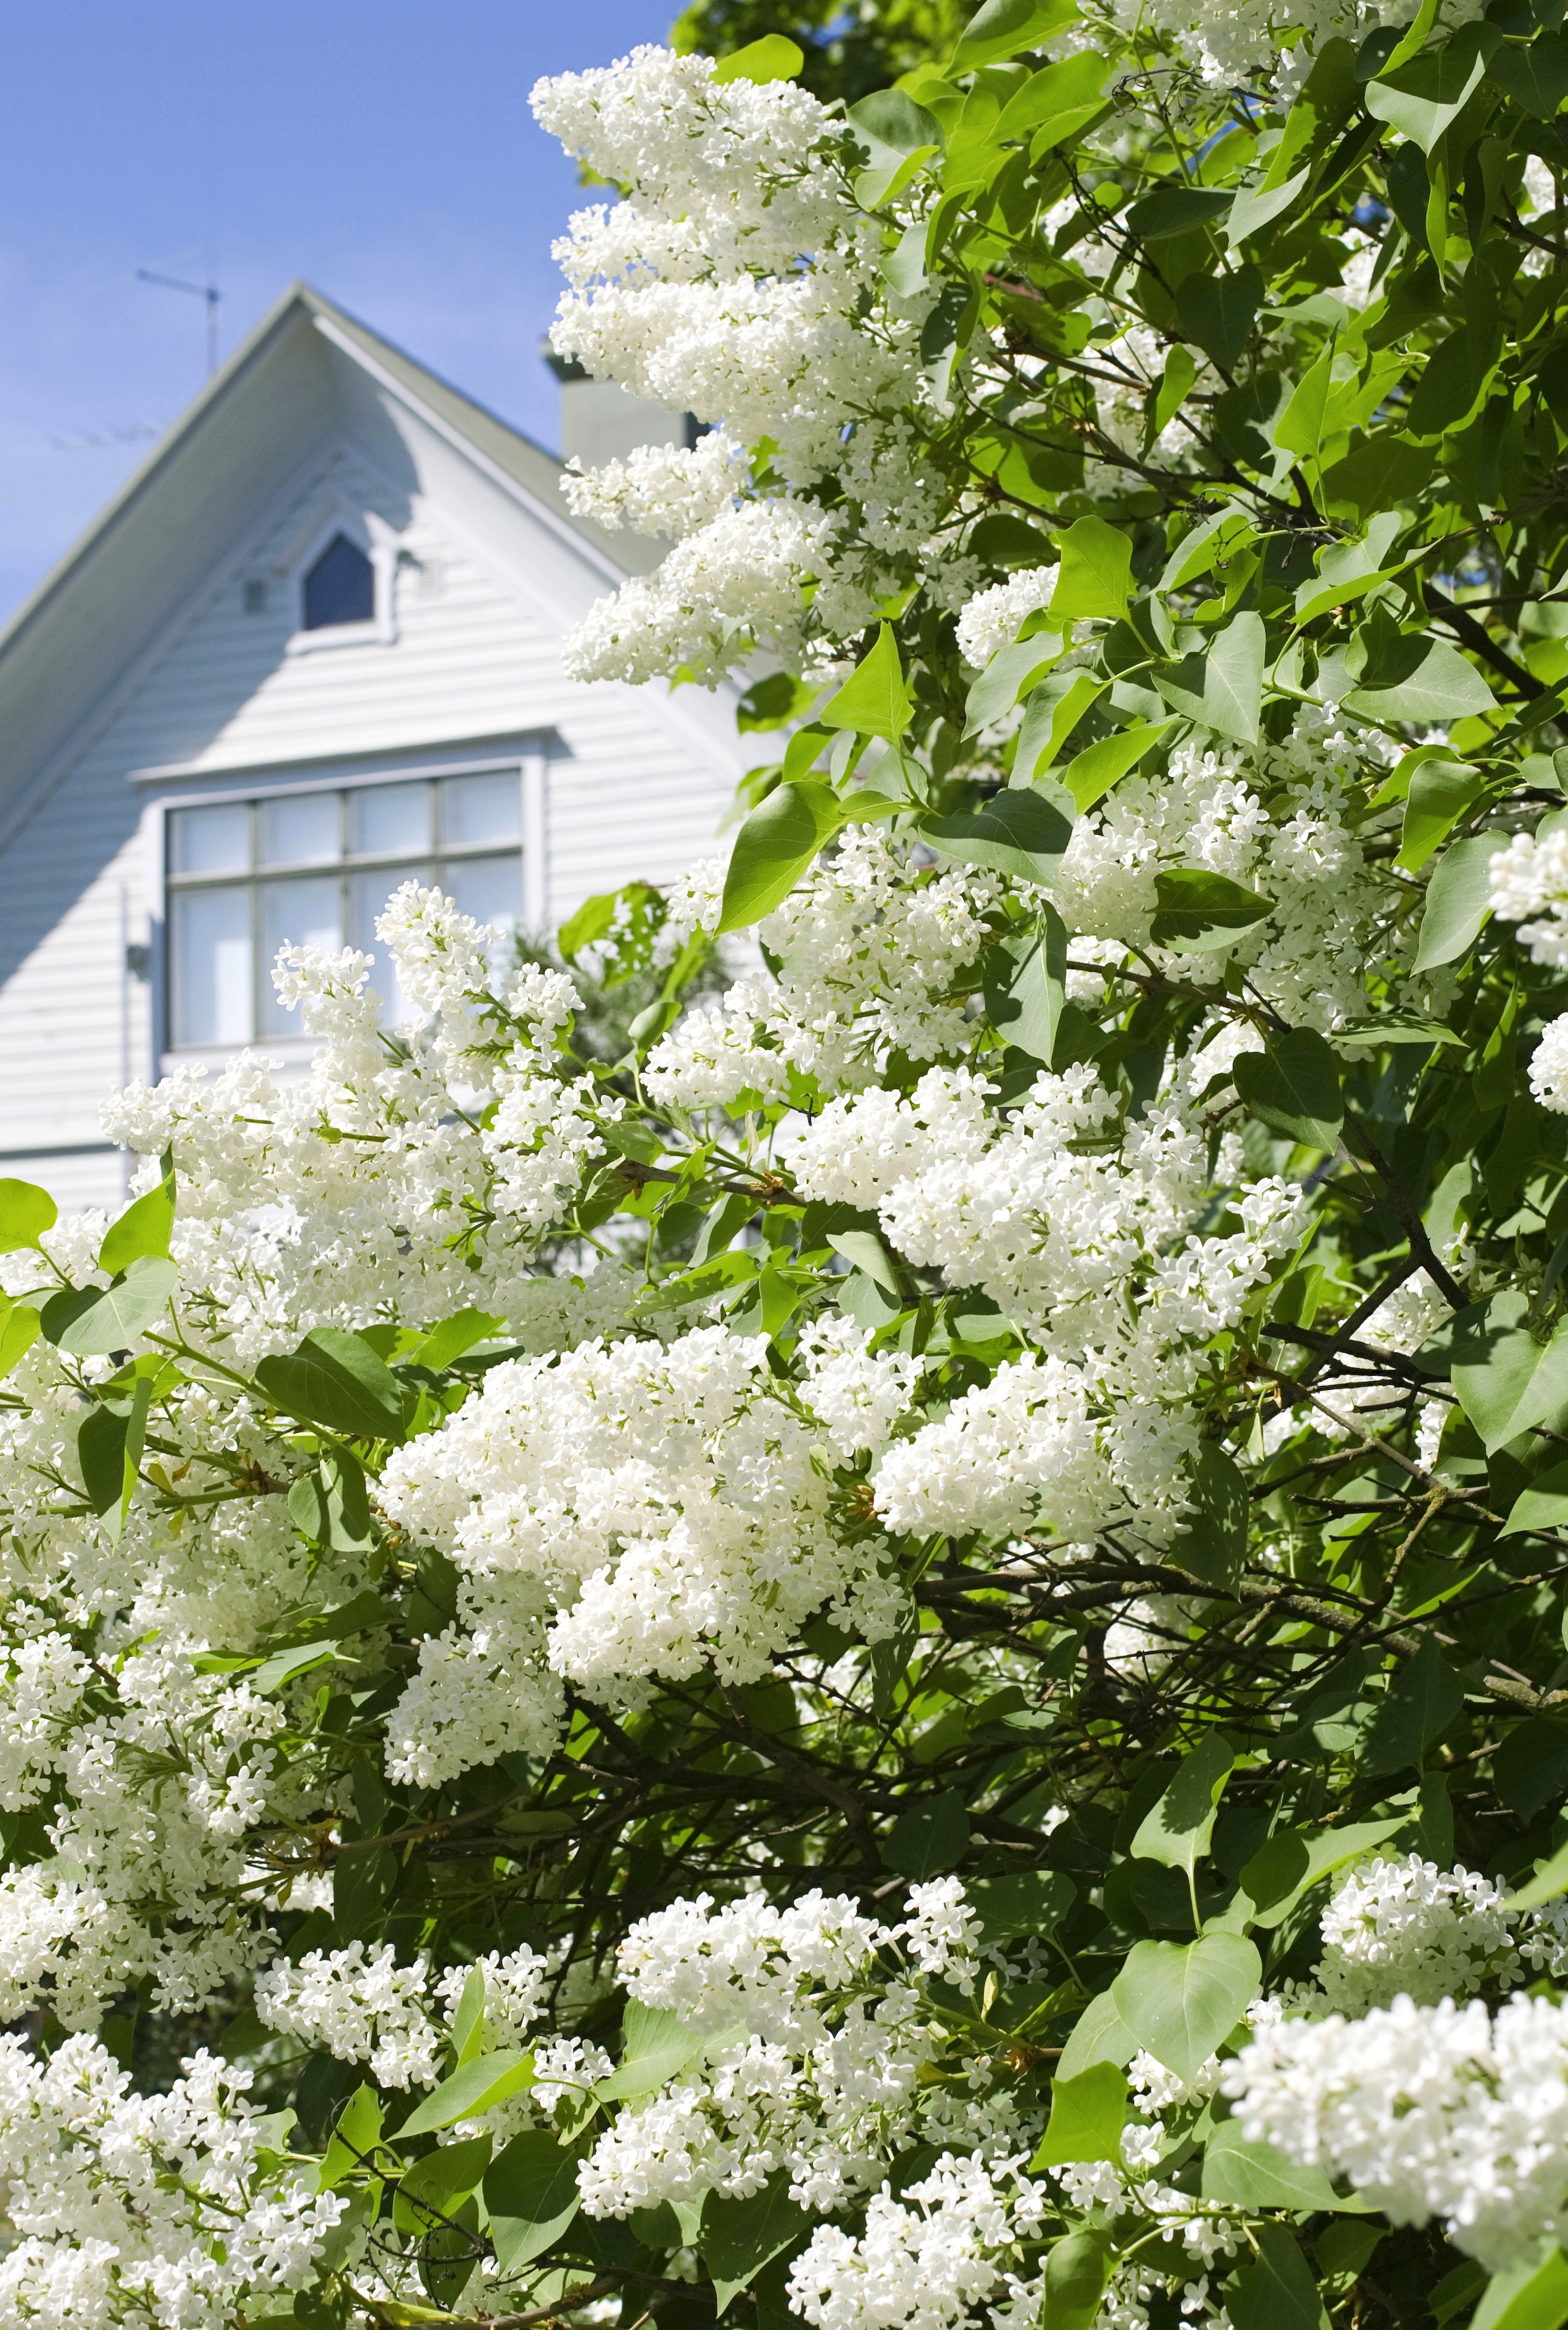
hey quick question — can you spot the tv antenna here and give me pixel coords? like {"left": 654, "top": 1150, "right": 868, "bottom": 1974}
{"left": 136, "top": 269, "right": 222, "bottom": 376}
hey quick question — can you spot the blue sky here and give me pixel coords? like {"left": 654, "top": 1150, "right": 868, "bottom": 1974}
{"left": 0, "top": 0, "right": 675, "bottom": 622}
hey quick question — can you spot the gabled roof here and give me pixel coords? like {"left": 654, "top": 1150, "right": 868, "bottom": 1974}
{"left": 0, "top": 282, "right": 642, "bottom": 822}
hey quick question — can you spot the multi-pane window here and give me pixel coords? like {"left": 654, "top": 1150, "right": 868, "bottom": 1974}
{"left": 167, "top": 772, "right": 523, "bottom": 1048}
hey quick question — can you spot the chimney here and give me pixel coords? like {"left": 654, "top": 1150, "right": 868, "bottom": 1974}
{"left": 544, "top": 347, "right": 698, "bottom": 469}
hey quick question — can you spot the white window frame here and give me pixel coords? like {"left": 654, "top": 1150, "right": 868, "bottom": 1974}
{"left": 140, "top": 747, "right": 549, "bottom": 1079}
{"left": 284, "top": 506, "right": 399, "bottom": 654}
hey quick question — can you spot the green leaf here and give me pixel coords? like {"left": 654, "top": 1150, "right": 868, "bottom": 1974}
{"left": 1471, "top": 2248, "right": 1568, "bottom": 2330}
{"left": 1226, "top": 164, "right": 1310, "bottom": 250}
{"left": 950, "top": 0, "right": 1079, "bottom": 68}
{"left": 1049, "top": 516, "right": 1133, "bottom": 622}
{"left": 1344, "top": 635, "right": 1499, "bottom": 727}
{"left": 1274, "top": 336, "right": 1337, "bottom": 461}
{"left": 1180, "top": 1441, "right": 1249, "bottom": 1589}
{"left": 1502, "top": 1458, "right": 1568, "bottom": 1540}
{"left": 399, "top": 2049, "right": 536, "bottom": 2138}
{"left": 1365, "top": 20, "right": 1499, "bottom": 153}
{"left": 822, "top": 625, "right": 913, "bottom": 745}
{"left": 1154, "top": 612, "right": 1265, "bottom": 743}
{"left": 702, "top": 2173, "right": 813, "bottom": 2317}
{"left": 251, "top": 1639, "right": 347, "bottom": 1695}
{"left": 43, "top": 1257, "right": 179, "bottom": 1356}
{"left": 1294, "top": 510, "right": 1405, "bottom": 623}
{"left": 1029, "top": 2063, "right": 1127, "bottom": 2168}
{"left": 1149, "top": 868, "right": 1273, "bottom": 952}
{"left": 1450, "top": 1290, "right": 1568, "bottom": 1451}
{"left": 1131, "top": 1733, "right": 1234, "bottom": 1881}
{"left": 1014, "top": 670, "right": 1108, "bottom": 781}
{"left": 981, "top": 908, "right": 1066, "bottom": 1065}
{"left": 1489, "top": 32, "right": 1568, "bottom": 118}
{"left": 882, "top": 1789, "right": 970, "bottom": 1878}
{"left": 848, "top": 92, "right": 943, "bottom": 206}
{"left": 288, "top": 1451, "right": 375, "bottom": 1553}
{"left": 0, "top": 1177, "right": 57, "bottom": 1252}
{"left": 1228, "top": 2222, "right": 1330, "bottom": 2330}
{"left": 395, "top": 2132, "right": 491, "bottom": 2220}
{"left": 1232, "top": 1029, "right": 1344, "bottom": 1150}
{"left": 1125, "top": 186, "right": 1233, "bottom": 241}
{"left": 712, "top": 35, "right": 804, "bottom": 83}
{"left": 450, "top": 1967, "right": 486, "bottom": 2066}
{"left": 964, "top": 634, "right": 1064, "bottom": 734}
{"left": 718, "top": 780, "right": 845, "bottom": 936}
{"left": 970, "top": 513, "right": 1057, "bottom": 569}
{"left": 595, "top": 2000, "right": 703, "bottom": 2103}
{"left": 1412, "top": 833, "right": 1504, "bottom": 970}
{"left": 255, "top": 1328, "right": 408, "bottom": 1440}
{"left": 1360, "top": 1634, "right": 1464, "bottom": 1777}
{"left": 1397, "top": 759, "right": 1486, "bottom": 873}
{"left": 1057, "top": 1988, "right": 1139, "bottom": 2079}
{"left": 1060, "top": 720, "right": 1174, "bottom": 813}
{"left": 994, "top": 52, "right": 1112, "bottom": 146}
{"left": 1510, "top": 1836, "right": 1568, "bottom": 1914}
{"left": 407, "top": 1309, "right": 507, "bottom": 1370}
{"left": 1174, "top": 267, "right": 1264, "bottom": 372}
{"left": 99, "top": 1172, "right": 174, "bottom": 1274}
{"left": 1238, "top": 1816, "right": 1406, "bottom": 1929}
{"left": 1110, "top": 1932, "right": 1261, "bottom": 2086}
{"left": 485, "top": 2131, "right": 588, "bottom": 2276}
{"left": 920, "top": 786, "right": 1074, "bottom": 883}
{"left": 1201, "top": 2119, "right": 1366, "bottom": 2212}
{"left": 1043, "top": 2231, "right": 1110, "bottom": 2330}
{"left": 967, "top": 1869, "right": 1077, "bottom": 1936}
{"left": 738, "top": 674, "right": 818, "bottom": 733}
{"left": 557, "top": 891, "right": 618, "bottom": 963}
{"left": 0, "top": 1299, "right": 40, "bottom": 1380}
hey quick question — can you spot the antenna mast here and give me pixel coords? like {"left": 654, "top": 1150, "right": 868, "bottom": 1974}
{"left": 136, "top": 269, "right": 222, "bottom": 376}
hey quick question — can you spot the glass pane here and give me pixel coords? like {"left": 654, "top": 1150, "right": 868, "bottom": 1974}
{"left": 260, "top": 877, "right": 343, "bottom": 1036}
{"left": 352, "top": 865, "right": 430, "bottom": 1027}
{"left": 351, "top": 782, "right": 429, "bottom": 858}
{"left": 170, "top": 803, "right": 249, "bottom": 875}
{"left": 260, "top": 792, "right": 339, "bottom": 867}
{"left": 446, "top": 854, "right": 522, "bottom": 944}
{"left": 441, "top": 772, "right": 521, "bottom": 847}
{"left": 171, "top": 888, "right": 252, "bottom": 1047}
{"left": 303, "top": 534, "right": 375, "bottom": 630}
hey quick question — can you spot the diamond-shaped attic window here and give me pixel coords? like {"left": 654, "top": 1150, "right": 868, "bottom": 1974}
{"left": 303, "top": 534, "right": 375, "bottom": 630}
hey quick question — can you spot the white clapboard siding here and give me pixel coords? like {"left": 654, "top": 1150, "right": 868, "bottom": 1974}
{"left": 0, "top": 447, "right": 737, "bottom": 1217}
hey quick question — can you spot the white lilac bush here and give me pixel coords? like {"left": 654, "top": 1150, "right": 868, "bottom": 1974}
{"left": 10, "top": 5, "right": 1568, "bottom": 2327}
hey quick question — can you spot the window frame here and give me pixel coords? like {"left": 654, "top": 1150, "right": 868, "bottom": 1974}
{"left": 284, "top": 510, "right": 397, "bottom": 654}
{"left": 145, "top": 750, "right": 549, "bottom": 1073}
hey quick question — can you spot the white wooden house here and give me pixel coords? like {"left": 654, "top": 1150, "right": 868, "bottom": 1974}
{"left": 0, "top": 283, "right": 745, "bottom": 1211}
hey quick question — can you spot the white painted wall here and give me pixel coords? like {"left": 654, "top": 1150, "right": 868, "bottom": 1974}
{"left": 0, "top": 435, "right": 739, "bottom": 1213}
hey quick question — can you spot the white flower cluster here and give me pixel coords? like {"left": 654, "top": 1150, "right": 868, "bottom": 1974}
{"left": 1224, "top": 1988, "right": 1568, "bottom": 2272}
{"left": 1307, "top": 1854, "right": 1519, "bottom": 2014}
{"left": 789, "top": 1061, "right": 1302, "bottom": 1545}
{"left": 0, "top": 887, "right": 635, "bottom": 2032}
{"left": 1487, "top": 822, "right": 1568, "bottom": 1110}
{"left": 1072, "top": 0, "right": 1482, "bottom": 95}
{"left": 646, "top": 824, "right": 1000, "bottom": 1106}
{"left": 1489, "top": 822, "right": 1568, "bottom": 967}
{"left": 256, "top": 1939, "right": 548, "bottom": 2091}
{"left": 101, "top": 884, "right": 609, "bottom": 1365}
{"left": 954, "top": 568, "right": 1059, "bottom": 670}
{"left": 0, "top": 2031, "right": 342, "bottom": 2330}
{"left": 581, "top": 1882, "right": 997, "bottom": 2221}
{"left": 562, "top": 428, "right": 748, "bottom": 537}
{"left": 530, "top": 46, "right": 938, "bottom": 683}
{"left": 787, "top": 2148, "right": 1050, "bottom": 2330}
{"left": 379, "top": 1324, "right": 905, "bottom": 1737}
{"left": 1055, "top": 713, "right": 1402, "bottom": 1032}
